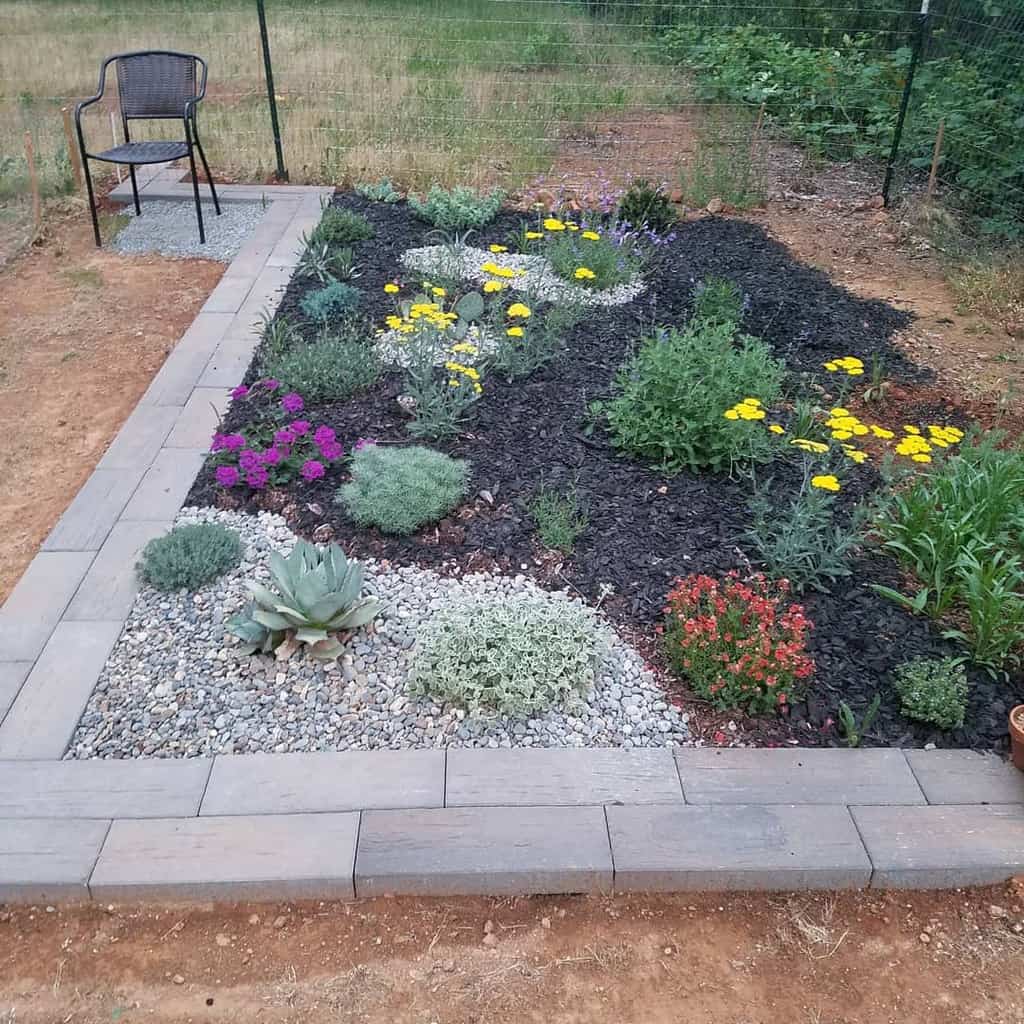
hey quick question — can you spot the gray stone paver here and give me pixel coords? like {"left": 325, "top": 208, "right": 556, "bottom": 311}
{"left": 96, "top": 403, "right": 181, "bottom": 473}
{"left": 0, "top": 620, "right": 124, "bottom": 759}
{"left": 852, "top": 804, "right": 1024, "bottom": 888}
{"left": 0, "top": 818, "right": 110, "bottom": 903}
{"left": 0, "top": 758, "right": 211, "bottom": 819}
{"left": 0, "top": 550, "right": 96, "bottom": 662}
{"left": 200, "top": 750, "right": 445, "bottom": 816}
{"left": 139, "top": 311, "right": 234, "bottom": 407}
{"left": 120, "top": 448, "right": 206, "bottom": 521}
{"left": 356, "top": 805, "right": 614, "bottom": 896}
{"left": 608, "top": 803, "right": 873, "bottom": 891}
{"left": 196, "top": 330, "right": 262, "bottom": 388}
{"left": 164, "top": 387, "right": 231, "bottom": 450}
{"left": 200, "top": 274, "right": 257, "bottom": 314}
{"left": 41, "top": 468, "right": 145, "bottom": 552}
{"left": 64, "top": 520, "right": 172, "bottom": 621}
{"left": 90, "top": 812, "right": 359, "bottom": 900}
{"left": 446, "top": 748, "right": 684, "bottom": 807}
{"left": 0, "top": 663, "right": 31, "bottom": 726}
{"left": 676, "top": 748, "right": 926, "bottom": 805}
{"left": 904, "top": 749, "right": 1024, "bottom": 805}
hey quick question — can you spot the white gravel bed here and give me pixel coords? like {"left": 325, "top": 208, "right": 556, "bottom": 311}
{"left": 400, "top": 244, "right": 646, "bottom": 307}
{"left": 68, "top": 509, "right": 691, "bottom": 758}
{"left": 375, "top": 322, "right": 499, "bottom": 367}
{"left": 111, "top": 199, "right": 267, "bottom": 262}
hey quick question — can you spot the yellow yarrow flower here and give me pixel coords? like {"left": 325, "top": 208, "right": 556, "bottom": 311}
{"left": 768, "top": 424, "right": 785, "bottom": 435}
{"left": 525, "top": 231, "right": 543, "bottom": 240}
{"left": 383, "top": 283, "right": 399, "bottom": 295}
{"left": 790, "top": 438, "right": 830, "bottom": 454}
{"left": 507, "top": 302, "right": 531, "bottom": 318}
{"left": 811, "top": 474, "right": 841, "bottom": 492}
{"left": 870, "top": 424, "right": 895, "bottom": 439}
{"left": 483, "top": 280, "right": 505, "bottom": 293}
{"left": 574, "top": 267, "right": 596, "bottom": 280}
{"left": 543, "top": 218, "right": 566, "bottom": 231}
{"left": 581, "top": 230, "right": 600, "bottom": 241}
{"left": 432, "top": 286, "right": 446, "bottom": 297}
{"left": 489, "top": 244, "right": 508, "bottom": 253}
{"left": 507, "top": 326, "right": 524, "bottom": 338}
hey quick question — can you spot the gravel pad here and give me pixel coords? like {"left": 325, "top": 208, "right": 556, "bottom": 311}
{"left": 68, "top": 509, "right": 691, "bottom": 759}
{"left": 111, "top": 199, "right": 267, "bottom": 262}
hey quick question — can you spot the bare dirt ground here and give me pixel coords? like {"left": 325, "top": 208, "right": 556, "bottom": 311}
{"left": 1, "top": 887, "right": 1023, "bottom": 1023}
{"left": 0, "top": 198, "right": 224, "bottom": 603}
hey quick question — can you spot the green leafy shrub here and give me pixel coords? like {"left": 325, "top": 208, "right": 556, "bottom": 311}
{"left": 409, "top": 595, "right": 606, "bottom": 715}
{"left": 692, "top": 276, "right": 745, "bottom": 328}
{"left": 530, "top": 487, "right": 588, "bottom": 552}
{"left": 599, "top": 322, "right": 785, "bottom": 473}
{"left": 873, "top": 433, "right": 1024, "bottom": 672}
{"left": 892, "top": 657, "right": 969, "bottom": 731}
{"left": 338, "top": 444, "right": 469, "bottom": 535}
{"left": 309, "top": 206, "right": 374, "bottom": 249}
{"left": 491, "top": 301, "right": 582, "bottom": 378}
{"left": 227, "top": 540, "right": 380, "bottom": 661}
{"left": 355, "top": 178, "right": 400, "bottom": 203}
{"left": 409, "top": 184, "right": 504, "bottom": 231}
{"left": 746, "top": 472, "right": 862, "bottom": 592}
{"left": 299, "top": 280, "right": 362, "bottom": 323}
{"left": 544, "top": 229, "right": 641, "bottom": 290}
{"left": 261, "top": 328, "right": 380, "bottom": 404}
{"left": 137, "top": 522, "right": 242, "bottom": 592}
{"left": 617, "top": 178, "right": 676, "bottom": 233}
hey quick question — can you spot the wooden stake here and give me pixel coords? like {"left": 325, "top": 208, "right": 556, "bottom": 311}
{"left": 926, "top": 118, "right": 945, "bottom": 199}
{"left": 23, "top": 130, "right": 41, "bottom": 231}
{"left": 61, "top": 106, "right": 84, "bottom": 190}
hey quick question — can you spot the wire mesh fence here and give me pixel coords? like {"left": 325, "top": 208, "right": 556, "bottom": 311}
{"left": 0, "top": 0, "right": 1021, "bottom": 240}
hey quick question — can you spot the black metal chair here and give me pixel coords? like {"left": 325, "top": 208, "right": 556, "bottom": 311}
{"left": 75, "top": 50, "right": 221, "bottom": 247}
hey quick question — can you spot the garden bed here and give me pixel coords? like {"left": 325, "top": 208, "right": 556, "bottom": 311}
{"left": 76, "top": 190, "right": 1024, "bottom": 758}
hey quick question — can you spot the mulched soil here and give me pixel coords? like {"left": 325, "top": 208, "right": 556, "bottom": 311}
{"left": 188, "top": 194, "right": 1024, "bottom": 752}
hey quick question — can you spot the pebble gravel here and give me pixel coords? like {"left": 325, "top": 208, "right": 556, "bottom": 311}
{"left": 68, "top": 509, "right": 691, "bottom": 759}
{"left": 111, "top": 199, "right": 267, "bottom": 262}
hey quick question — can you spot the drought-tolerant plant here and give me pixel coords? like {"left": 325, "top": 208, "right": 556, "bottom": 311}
{"left": 355, "top": 177, "right": 401, "bottom": 203}
{"left": 491, "top": 300, "right": 583, "bottom": 378}
{"left": 137, "top": 522, "right": 242, "bottom": 592}
{"left": 227, "top": 540, "right": 380, "bottom": 661}
{"left": 261, "top": 327, "right": 380, "bottom": 404}
{"left": 299, "top": 280, "right": 362, "bottom": 323}
{"left": 892, "top": 657, "right": 969, "bottom": 731}
{"left": 409, "top": 594, "right": 606, "bottom": 716}
{"left": 617, "top": 178, "right": 676, "bottom": 234}
{"left": 409, "top": 184, "right": 504, "bottom": 231}
{"left": 257, "top": 312, "right": 301, "bottom": 363}
{"left": 543, "top": 226, "right": 642, "bottom": 291}
{"left": 692, "top": 276, "right": 746, "bottom": 328}
{"left": 338, "top": 444, "right": 469, "bottom": 535}
{"left": 746, "top": 469, "right": 862, "bottom": 592}
{"left": 837, "top": 694, "right": 881, "bottom": 748}
{"left": 530, "top": 486, "right": 588, "bottom": 553}
{"left": 873, "top": 432, "right": 1024, "bottom": 672}
{"left": 309, "top": 205, "right": 374, "bottom": 248}
{"left": 664, "top": 572, "right": 815, "bottom": 714}
{"left": 598, "top": 321, "right": 785, "bottom": 473}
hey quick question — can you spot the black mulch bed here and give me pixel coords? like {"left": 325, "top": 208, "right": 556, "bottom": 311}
{"left": 187, "top": 193, "right": 1024, "bottom": 752}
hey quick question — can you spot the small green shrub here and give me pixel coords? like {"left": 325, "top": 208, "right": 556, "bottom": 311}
{"left": 599, "top": 321, "right": 785, "bottom": 474}
{"left": 309, "top": 206, "right": 374, "bottom": 248}
{"left": 137, "top": 522, "right": 242, "bottom": 592}
{"left": 261, "top": 328, "right": 380, "bottom": 403}
{"left": 409, "top": 184, "right": 504, "bottom": 231}
{"left": 338, "top": 444, "right": 469, "bottom": 535}
{"left": 530, "top": 487, "right": 588, "bottom": 552}
{"left": 746, "top": 472, "right": 862, "bottom": 593}
{"left": 545, "top": 230, "right": 641, "bottom": 291}
{"left": 299, "top": 280, "right": 362, "bottom": 323}
{"left": 355, "top": 178, "right": 401, "bottom": 203}
{"left": 692, "top": 276, "right": 745, "bottom": 328}
{"left": 892, "top": 657, "right": 969, "bottom": 731}
{"left": 409, "top": 595, "right": 606, "bottom": 715}
{"left": 491, "top": 301, "right": 582, "bottom": 378}
{"left": 617, "top": 178, "right": 676, "bottom": 234}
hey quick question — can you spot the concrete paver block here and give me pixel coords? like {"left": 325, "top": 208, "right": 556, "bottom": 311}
{"left": 96, "top": 403, "right": 181, "bottom": 472}
{"left": 42, "top": 469, "right": 144, "bottom": 551}
{"left": 121, "top": 449, "right": 205, "bottom": 521}
{"left": 140, "top": 312, "right": 234, "bottom": 407}
{"left": 0, "top": 662, "right": 31, "bottom": 727}
{"left": 904, "top": 750, "right": 1024, "bottom": 805}
{"left": 201, "top": 274, "right": 256, "bottom": 314}
{"left": 164, "top": 388, "right": 231, "bottom": 449}
{"left": 196, "top": 332, "right": 261, "bottom": 388}
{"left": 0, "top": 818, "right": 110, "bottom": 903}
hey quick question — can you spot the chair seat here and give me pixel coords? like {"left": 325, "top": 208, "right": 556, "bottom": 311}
{"left": 91, "top": 140, "right": 189, "bottom": 165}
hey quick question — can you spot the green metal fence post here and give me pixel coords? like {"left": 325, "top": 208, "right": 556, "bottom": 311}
{"left": 256, "top": 0, "right": 288, "bottom": 182}
{"left": 883, "top": 0, "right": 930, "bottom": 206}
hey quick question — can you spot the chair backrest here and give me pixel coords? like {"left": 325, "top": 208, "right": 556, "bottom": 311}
{"left": 115, "top": 51, "right": 199, "bottom": 119}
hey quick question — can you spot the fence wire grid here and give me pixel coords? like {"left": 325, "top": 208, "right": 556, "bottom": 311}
{"left": 0, "top": 0, "right": 1021, "bottom": 238}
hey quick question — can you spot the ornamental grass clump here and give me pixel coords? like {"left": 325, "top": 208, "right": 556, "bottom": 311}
{"left": 892, "top": 657, "right": 969, "bottom": 731}
{"left": 137, "top": 522, "right": 242, "bottom": 592}
{"left": 409, "top": 184, "right": 504, "bottom": 231}
{"left": 261, "top": 326, "right": 380, "bottom": 404}
{"left": 338, "top": 444, "right": 469, "bottom": 535}
{"left": 409, "top": 594, "right": 606, "bottom": 716}
{"left": 599, "top": 321, "right": 785, "bottom": 473}
{"left": 663, "top": 572, "right": 815, "bottom": 714}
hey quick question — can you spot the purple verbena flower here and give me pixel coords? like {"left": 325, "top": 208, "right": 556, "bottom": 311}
{"left": 260, "top": 446, "right": 282, "bottom": 466}
{"left": 281, "top": 392, "right": 304, "bottom": 414}
{"left": 229, "top": 384, "right": 250, "bottom": 400}
{"left": 221, "top": 433, "right": 246, "bottom": 452}
{"left": 215, "top": 465, "right": 239, "bottom": 488}
{"left": 246, "top": 466, "right": 270, "bottom": 489}
{"left": 318, "top": 439, "right": 343, "bottom": 461}
{"left": 210, "top": 432, "right": 227, "bottom": 453}
{"left": 261, "top": 378, "right": 280, "bottom": 391}
{"left": 313, "top": 425, "right": 336, "bottom": 446}
{"left": 290, "top": 419, "right": 311, "bottom": 437}
{"left": 273, "top": 428, "right": 296, "bottom": 447}
{"left": 300, "top": 459, "right": 325, "bottom": 481}
{"left": 238, "top": 449, "right": 261, "bottom": 472}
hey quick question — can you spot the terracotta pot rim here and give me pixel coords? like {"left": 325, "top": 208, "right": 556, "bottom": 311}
{"left": 1011, "top": 704, "right": 1024, "bottom": 735}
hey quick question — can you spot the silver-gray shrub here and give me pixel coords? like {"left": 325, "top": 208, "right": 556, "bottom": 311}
{"left": 338, "top": 444, "right": 469, "bottom": 535}
{"left": 137, "top": 522, "right": 242, "bottom": 592}
{"left": 409, "top": 594, "right": 607, "bottom": 716}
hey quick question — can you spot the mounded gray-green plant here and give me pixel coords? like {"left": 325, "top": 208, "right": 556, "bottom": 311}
{"left": 338, "top": 444, "right": 469, "bottom": 536}
{"left": 892, "top": 656, "right": 969, "bottom": 731}
{"left": 408, "top": 184, "right": 504, "bottom": 231}
{"left": 409, "top": 594, "right": 606, "bottom": 716}
{"left": 261, "top": 328, "right": 380, "bottom": 403}
{"left": 137, "top": 522, "right": 242, "bottom": 592}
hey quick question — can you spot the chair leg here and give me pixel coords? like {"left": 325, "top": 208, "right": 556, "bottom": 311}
{"left": 186, "top": 141, "right": 206, "bottom": 244}
{"left": 127, "top": 164, "right": 141, "bottom": 216}
{"left": 194, "top": 136, "right": 221, "bottom": 216}
{"left": 81, "top": 155, "right": 102, "bottom": 248}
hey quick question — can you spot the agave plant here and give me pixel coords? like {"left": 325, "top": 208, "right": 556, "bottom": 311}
{"left": 228, "top": 540, "right": 380, "bottom": 661}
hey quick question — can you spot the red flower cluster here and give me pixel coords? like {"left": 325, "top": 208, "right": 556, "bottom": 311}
{"left": 663, "top": 572, "right": 814, "bottom": 715}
